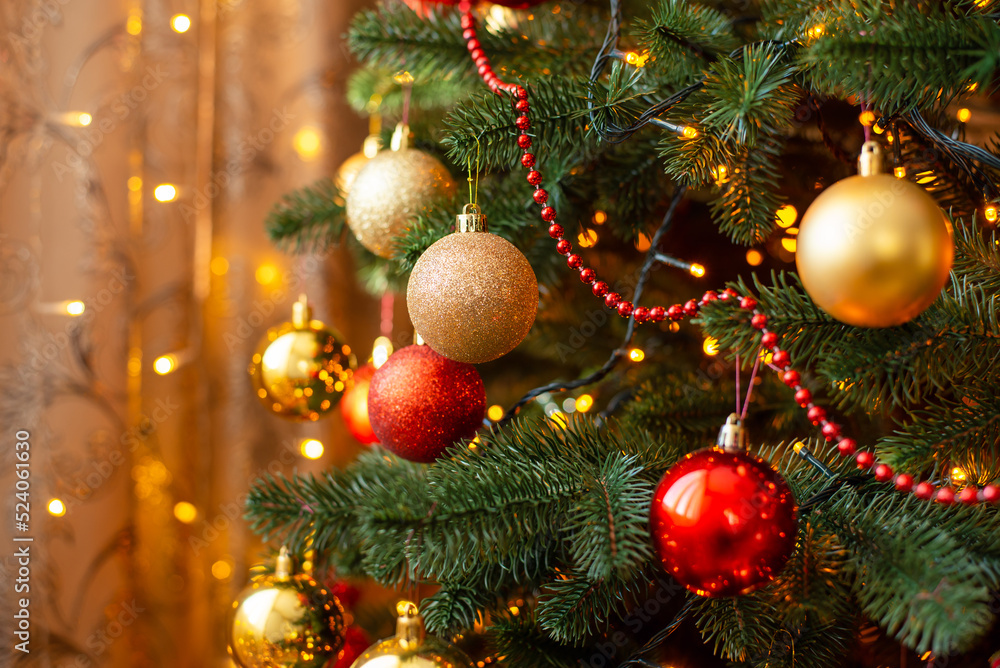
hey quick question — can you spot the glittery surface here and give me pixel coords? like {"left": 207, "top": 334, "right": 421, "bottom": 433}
{"left": 797, "top": 173, "right": 952, "bottom": 327}
{"left": 248, "top": 320, "right": 354, "bottom": 422}
{"left": 407, "top": 231, "right": 538, "bottom": 364}
{"left": 345, "top": 149, "right": 456, "bottom": 258}
{"left": 367, "top": 345, "right": 486, "bottom": 463}
{"left": 650, "top": 448, "right": 798, "bottom": 598}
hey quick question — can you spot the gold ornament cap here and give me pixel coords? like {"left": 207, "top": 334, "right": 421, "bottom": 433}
{"left": 456, "top": 203, "right": 487, "bottom": 233}
{"left": 291, "top": 294, "right": 312, "bottom": 329}
{"left": 391, "top": 122, "right": 410, "bottom": 151}
{"left": 857, "top": 141, "right": 883, "bottom": 177}
{"left": 395, "top": 601, "right": 426, "bottom": 651}
{"left": 274, "top": 546, "right": 293, "bottom": 580}
{"left": 717, "top": 413, "right": 748, "bottom": 453}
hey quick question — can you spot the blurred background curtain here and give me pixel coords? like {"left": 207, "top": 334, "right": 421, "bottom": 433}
{"left": 0, "top": 0, "right": 376, "bottom": 665}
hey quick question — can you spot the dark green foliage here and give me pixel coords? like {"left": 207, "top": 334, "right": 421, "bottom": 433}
{"left": 264, "top": 179, "right": 344, "bottom": 252}
{"left": 700, "top": 44, "right": 799, "bottom": 147}
{"left": 708, "top": 139, "right": 785, "bottom": 245}
{"left": 256, "top": 0, "right": 1000, "bottom": 665}
{"left": 799, "top": 2, "right": 1000, "bottom": 112}
{"left": 635, "top": 0, "right": 740, "bottom": 84}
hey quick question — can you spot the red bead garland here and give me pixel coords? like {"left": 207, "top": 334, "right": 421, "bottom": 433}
{"left": 457, "top": 6, "right": 998, "bottom": 507}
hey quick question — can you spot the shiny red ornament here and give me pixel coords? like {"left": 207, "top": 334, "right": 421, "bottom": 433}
{"left": 650, "top": 448, "right": 798, "bottom": 597}
{"left": 367, "top": 345, "right": 486, "bottom": 463}
{"left": 340, "top": 364, "right": 379, "bottom": 445}
{"left": 330, "top": 626, "right": 372, "bottom": 668}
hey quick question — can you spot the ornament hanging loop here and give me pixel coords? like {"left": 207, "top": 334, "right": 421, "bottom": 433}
{"left": 457, "top": 203, "right": 488, "bottom": 233}
{"left": 717, "top": 413, "right": 748, "bottom": 452}
{"left": 291, "top": 294, "right": 312, "bottom": 329}
{"left": 858, "top": 141, "right": 883, "bottom": 177}
{"left": 274, "top": 546, "right": 293, "bottom": 581}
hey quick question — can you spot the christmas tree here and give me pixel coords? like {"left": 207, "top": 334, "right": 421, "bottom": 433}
{"left": 242, "top": 1, "right": 1000, "bottom": 666}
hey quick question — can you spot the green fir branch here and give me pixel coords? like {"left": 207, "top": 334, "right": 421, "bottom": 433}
{"left": 264, "top": 179, "right": 344, "bottom": 253}
{"left": 799, "top": 2, "right": 1000, "bottom": 112}
{"left": 709, "top": 138, "right": 786, "bottom": 245}
{"left": 635, "top": 0, "right": 740, "bottom": 85}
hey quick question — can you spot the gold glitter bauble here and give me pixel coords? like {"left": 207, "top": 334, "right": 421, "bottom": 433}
{"left": 407, "top": 209, "right": 537, "bottom": 364}
{"left": 229, "top": 548, "right": 346, "bottom": 668}
{"left": 796, "top": 142, "right": 953, "bottom": 328}
{"left": 249, "top": 297, "right": 355, "bottom": 421}
{"left": 345, "top": 147, "right": 456, "bottom": 258}
{"left": 349, "top": 602, "right": 473, "bottom": 668}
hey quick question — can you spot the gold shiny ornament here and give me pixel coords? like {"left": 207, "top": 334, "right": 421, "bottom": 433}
{"left": 335, "top": 135, "right": 381, "bottom": 200}
{"left": 345, "top": 123, "right": 456, "bottom": 258}
{"left": 796, "top": 142, "right": 953, "bottom": 328}
{"left": 249, "top": 295, "right": 355, "bottom": 421}
{"left": 349, "top": 602, "right": 473, "bottom": 668}
{"left": 407, "top": 204, "right": 538, "bottom": 364}
{"left": 229, "top": 547, "right": 346, "bottom": 668}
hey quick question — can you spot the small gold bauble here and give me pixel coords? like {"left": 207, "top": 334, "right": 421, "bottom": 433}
{"left": 345, "top": 125, "right": 455, "bottom": 258}
{"left": 249, "top": 296, "right": 355, "bottom": 421}
{"left": 349, "top": 602, "right": 473, "bottom": 668}
{"left": 407, "top": 205, "right": 538, "bottom": 364}
{"left": 229, "top": 548, "right": 346, "bottom": 668}
{"left": 796, "top": 142, "right": 953, "bottom": 328}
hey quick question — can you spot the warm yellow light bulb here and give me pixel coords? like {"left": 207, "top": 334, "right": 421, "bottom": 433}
{"left": 211, "top": 560, "right": 232, "bottom": 580}
{"left": 126, "top": 14, "right": 142, "bottom": 35}
{"left": 894, "top": 166, "right": 907, "bottom": 179}
{"left": 578, "top": 229, "right": 598, "bottom": 248}
{"left": 775, "top": 204, "right": 797, "bottom": 228}
{"left": 634, "top": 234, "right": 651, "bottom": 251}
{"left": 781, "top": 237, "right": 797, "bottom": 253}
{"left": 487, "top": 405, "right": 505, "bottom": 421}
{"left": 255, "top": 263, "right": 280, "bottom": 285}
{"left": 47, "top": 498, "right": 66, "bottom": 517}
{"left": 689, "top": 263, "right": 705, "bottom": 278}
{"left": 210, "top": 257, "right": 229, "bottom": 276}
{"left": 293, "top": 126, "right": 323, "bottom": 162}
{"left": 372, "top": 336, "right": 393, "bottom": 369}
{"left": 65, "top": 300, "right": 86, "bottom": 316}
{"left": 745, "top": 249, "right": 763, "bottom": 266}
{"left": 76, "top": 112, "right": 92, "bottom": 127}
{"left": 703, "top": 337, "right": 720, "bottom": 356}
{"left": 950, "top": 466, "right": 967, "bottom": 482}
{"left": 301, "top": 439, "right": 324, "bottom": 459}
{"left": 681, "top": 126, "right": 698, "bottom": 139}
{"left": 153, "top": 184, "right": 178, "bottom": 202}
{"left": 629, "top": 348, "right": 645, "bottom": 362}
{"left": 593, "top": 211, "right": 607, "bottom": 225}
{"left": 957, "top": 108, "right": 972, "bottom": 123}
{"left": 170, "top": 14, "right": 191, "bottom": 32}
{"left": 173, "top": 501, "right": 198, "bottom": 523}
{"left": 575, "top": 394, "right": 594, "bottom": 412}
{"left": 985, "top": 205, "right": 998, "bottom": 223}
{"left": 858, "top": 110, "right": 876, "bottom": 126}
{"left": 153, "top": 355, "right": 176, "bottom": 375}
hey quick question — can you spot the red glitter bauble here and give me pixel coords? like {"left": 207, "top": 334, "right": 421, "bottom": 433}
{"left": 367, "top": 345, "right": 486, "bottom": 463}
{"left": 340, "top": 364, "right": 379, "bottom": 445}
{"left": 650, "top": 448, "right": 798, "bottom": 597}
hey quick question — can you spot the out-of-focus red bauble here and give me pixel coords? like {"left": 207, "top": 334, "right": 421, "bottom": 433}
{"left": 650, "top": 448, "right": 798, "bottom": 597}
{"left": 330, "top": 626, "right": 372, "bottom": 668}
{"left": 367, "top": 345, "right": 486, "bottom": 463}
{"left": 340, "top": 364, "right": 379, "bottom": 445}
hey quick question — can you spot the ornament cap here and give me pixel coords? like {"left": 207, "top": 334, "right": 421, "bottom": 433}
{"left": 275, "top": 546, "right": 293, "bottom": 580}
{"left": 391, "top": 122, "right": 410, "bottom": 151}
{"left": 395, "top": 601, "right": 426, "bottom": 650}
{"left": 362, "top": 134, "right": 381, "bottom": 159}
{"left": 456, "top": 203, "right": 488, "bottom": 233}
{"left": 717, "top": 413, "right": 748, "bottom": 452}
{"left": 858, "top": 141, "right": 883, "bottom": 177}
{"left": 291, "top": 294, "right": 312, "bottom": 329}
